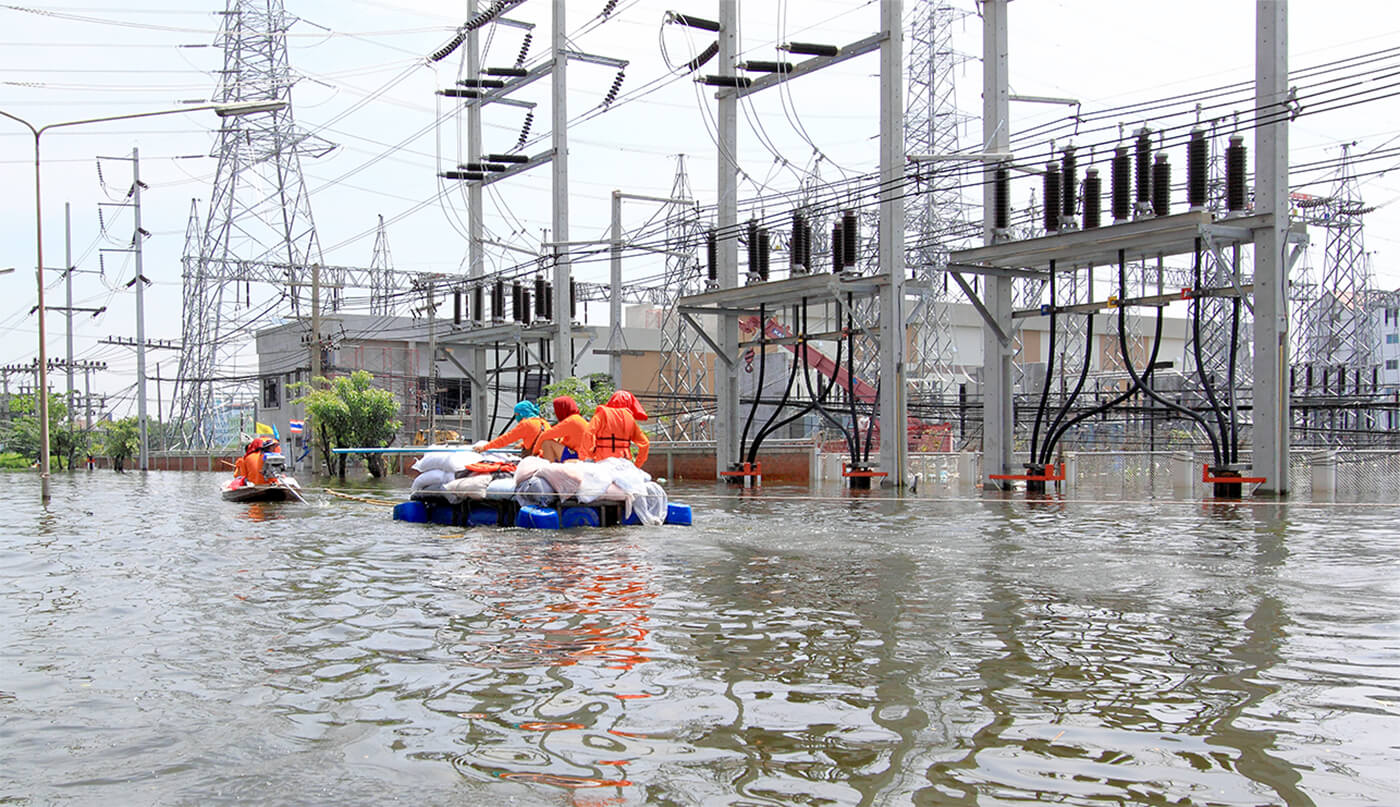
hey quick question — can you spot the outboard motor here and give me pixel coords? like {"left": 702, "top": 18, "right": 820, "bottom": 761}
{"left": 262, "top": 452, "right": 286, "bottom": 482}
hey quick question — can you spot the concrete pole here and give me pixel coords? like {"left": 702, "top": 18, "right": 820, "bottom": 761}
{"left": 132, "top": 147, "right": 149, "bottom": 472}
{"left": 467, "top": 0, "right": 490, "bottom": 440}
{"left": 1253, "top": 0, "right": 1290, "bottom": 495}
{"left": 981, "top": 0, "right": 1014, "bottom": 487}
{"left": 877, "top": 0, "right": 907, "bottom": 486}
{"left": 715, "top": 0, "right": 740, "bottom": 473}
{"left": 64, "top": 202, "right": 75, "bottom": 468}
{"left": 310, "top": 261, "right": 321, "bottom": 470}
{"left": 610, "top": 190, "right": 623, "bottom": 387}
{"left": 551, "top": 0, "right": 573, "bottom": 382}
{"left": 427, "top": 279, "right": 437, "bottom": 439}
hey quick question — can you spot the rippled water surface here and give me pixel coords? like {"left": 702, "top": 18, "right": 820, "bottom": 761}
{"left": 2, "top": 470, "right": 1398, "bottom": 805}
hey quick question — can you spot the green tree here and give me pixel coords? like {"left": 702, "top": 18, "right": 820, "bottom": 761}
{"left": 536, "top": 373, "right": 615, "bottom": 419}
{"left": 100, "top": 417, "right": 140, "bottom": 473}
{"left": 294, "top": 370, "right": 401, "bottom": 480}
{"left": 2, "top": 392, "right": 71, "bottom": 470}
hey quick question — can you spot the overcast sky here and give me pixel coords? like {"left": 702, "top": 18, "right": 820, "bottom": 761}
{"left": 0, "top": 0, "right": 1396, "bottom": 418}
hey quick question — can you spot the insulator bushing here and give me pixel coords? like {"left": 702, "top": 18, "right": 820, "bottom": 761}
{"left": 1043, "top": 161, "right": 1062, "bottom": 232}
{"left": 1226, "top": 135, "right": 1247, "bottom": 212}
{"left": 1152, "top": 153, "right": 1171, "bottom": 216}
{"left": 801, "top": 221, "right": 813, "bottom": 268}
{"left": 842, "top": 210, "right": 857, "bottom": 269}
{"left": 746, "top": 219, "right": 759, "bottom": 276}
{"left": 545, "top": 281, "right": 554, "bottom": 321}
{"left": 453, "top": 290, "right": 462, "bottom": 325}
{"left": 757, "top": 228, "right": 770, "bottom": 281}
{"left": 706, "top": 229, "right": 717, "bottom": 282}
{"left": 472, "top": 284, "right": 484, "bottom": 323}
{"left": 994, "top": 166, "right": 1010, "bottom": 231}
{"left": 533, "top": 276, "right": 546, "bottom": 318}
{"left": 832, "top": 223, "right": 844, "bottom": 271}
{"left": 492, "top": 279, "right": 505, "bottom": 320}
{"left": 1083, "top": 168, "right": 1101, "bottom": 229}
{"left": 1188, "top": 128, "right": 1208, "bottom": 209}
{"left": 511, "top": 281, "right": 523, "bottom": 322}
{"left": 790, "top": 214, "right": 804, "bottom": 269}
{"left": 1135, "top": 130, "right": 1153, "bottom": 207}
{"left": 521, "top": 290, "right": 532, "bottom": 325}
{"left": 1111, "top": 146, "right": 1131, "bottom": 222}
{"left": 1061, "top": 146, "right": 1077, "bottom": 220}
{"left": 569, "top": 278, "right": 577, "bottom": 320}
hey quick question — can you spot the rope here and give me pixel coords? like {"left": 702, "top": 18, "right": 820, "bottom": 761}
{"left": 323, "top": 488, "right": 398, "bottom": 507}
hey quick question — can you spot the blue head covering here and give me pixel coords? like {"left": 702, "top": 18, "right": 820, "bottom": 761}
{"left": 513, "top": 400, "right": 542, "bottom": 422}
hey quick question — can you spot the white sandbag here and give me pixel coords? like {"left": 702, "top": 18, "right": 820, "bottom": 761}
{"left": 577, "top": 457, "right": 652, "bottom": 504}
{"left": 514, "top": 455, "right": 551, "bottom": 485}
{"left": 631, "top": 481, "right": 668, "bottom": 526}
{"left": 444, "top": 473, "right": 492, "bottom": 499}
{"left": 536, "top": 462, "right": 589, "bottom": 498}
{"left": 411, "top": 449, "right": 482, "bottom": 475}
{"left": 411, "top": 468, "right": 452, "bottom": 491}
{"left": 514, "top": 474, "right": 556, "bottom": 507}
{"left": 484, "top": 476, "right": 517, "bottom": 500}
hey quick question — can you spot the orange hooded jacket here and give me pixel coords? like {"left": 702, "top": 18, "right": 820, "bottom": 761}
{"left": 588, "top": 390, "right": 649, "bottom": 467}
{"left": 537, "top": 396, "right": 594, "bottom": 459}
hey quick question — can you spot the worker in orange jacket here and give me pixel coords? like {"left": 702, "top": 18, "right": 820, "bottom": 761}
{"left": 537, "top": 395, "right": 593, "bottom": 462}
{"left": 588, "top": 390, "right": 649, "bottom": 468}
{"left": 233, "top": 436, "right": 278, "bottom": 486}
{"left": 475, "top": 400, "right": 549, "bottom": 456}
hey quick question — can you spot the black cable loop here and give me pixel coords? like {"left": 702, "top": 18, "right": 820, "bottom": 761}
{"left": 1029, "top": 261, "right": 1057, "bottom": 466}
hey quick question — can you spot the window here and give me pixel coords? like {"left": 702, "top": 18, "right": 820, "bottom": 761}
{"left": 1387, "top": 359, "right": 1398, "bottom": 371}
{"left": 1387, "top": 333, "right": 1399, "bottom": 344}
{"left": 262, "top": 376, "right": 280, "bottom": 409}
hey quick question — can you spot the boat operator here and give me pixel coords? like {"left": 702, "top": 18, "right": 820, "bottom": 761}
{"left": 233, "top": 436, "right": 279, "bottom": 486}
{"left": 588, "top": 390, "right": 649, "bottom": 468}
{"left": 537, "top": 395, "right": 594, "bottom": 462}
{"left": 474, "top": 400, "right": 550, "bottom": 457}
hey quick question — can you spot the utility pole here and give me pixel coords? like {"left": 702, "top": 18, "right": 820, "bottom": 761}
{"left": 980, "top": 0, "right": 1014, "bottom": 488}
{"left": 64, "top": 202, "right": 75, "bottom": 469}
{"left": 132, "top": 147, "right": 149, "bottom": 471}
{"left": 551, "top": 0, "right": 572, "bottom": 381}
{"left": 426, "top": 278, "right": 438, "bottom": 440}
{"left": 715, "top": 0, "right": 740, "bottom": 472}
{"left": 466, "top": 0, "right": 490, "bottom": 441}
{"left": 877, "top": 0, "right": 907, "bottom": 485}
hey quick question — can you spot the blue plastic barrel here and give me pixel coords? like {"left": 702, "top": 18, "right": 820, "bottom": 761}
{"left": 393, "top": 500, "right": 428, "bottom": 523}
{"left": 664, "top": 503, "right": 693, "bottom": 526}
{"left": 622, "top": 509, "right": 641, "bottom": 526}
{"left": 561, "top": 506, "right": 601, "bottom": 528}
{"left": 467, "top": 505, "right": 499, "bottom": 527}
{"left": 429, "top": 504, "right": 458, "bottom": 526}
{"left": 515, "top": 505, "right": 560, "bottom": 530}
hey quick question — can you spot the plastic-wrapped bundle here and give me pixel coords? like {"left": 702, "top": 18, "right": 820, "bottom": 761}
{"left": 630, "top": 481, "right": 668, "bottom": 525}
{"left": 514, "top": 475, "right": 556, "bottom": 507}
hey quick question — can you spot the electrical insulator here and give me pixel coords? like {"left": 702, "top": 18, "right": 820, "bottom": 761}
{"left": 1152, "top": 153, "right": 1171, "bottom": 216}
{"left": 521, "top": 290, "right": 532, "bottom": 325}
{"left": 472, "top": 284, "right": 484, "bottom": 323}
{"left": 1111, "top": 146, "right": 1131, "bottom": 223}
{"left": 758, "top": 228, "right": 770, "bottom": 281}
{"left": 994, "top": 166, "right": 1010, "bottom": 231}
{"left": 545, "top": 281, "right": 554, "bottom": 322}
{"left": 1226, "top": 135, "right": 1247, "bottom": 212}
{"left": 511, "top": 281, "right": 523, "bottom": 322}
{"left": 534, "top": 275, "right": 546, "bottom": 318}
{"left": 832, "top": 223, "right": 844, "bottom": 271}
{"left": 1187, "top": 128, "right": 1208, "bottom": 210}
{"left": 706, "top": 229, "right": 717, "bottom": 283}
{"left": 746, "top": 219, "right": 759, "bottom": 277}
{"left": 1083, "top": 168, "right": 1101, "bottom": 229}
{"left": 842, "top": 210, "right": 857, "bottom": 270}
{"left": 453, "top": 290, "right": 462, "bottom": 325}
{"left": 492, "top": 279, "right": 505, "bottom": 320}
{"left": 1043, "top": 161, "right": 1062, "bottom": 232}
{"left": 1134, "top": 129, "right": 1153, "bottom": 213}
{"left": 801, "top": 220, "right": 813, "bottom": 268}
{"left": 790, "top": 214, "right": 803, "bottom": 271}
{"left": 1061, "top": 145, "right": 1077, "bottom": 223}
{"left": 569, "top": 278, "right": 577, "bottom": 320}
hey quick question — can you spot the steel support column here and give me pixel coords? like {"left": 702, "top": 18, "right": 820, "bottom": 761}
{"left": 551, "top": 0, "right": 573, "bottom": 381}
{"left": 1253, "top": 0, "right": 1290, "bottom": 494}
{"left": 877, "top": 0, "right": 907, "bottom": 485}
{"left": 714, "top": 0, "right": 740, "bottom": 473}
{"left": 981, "top": 0, "right": 1014, "bottom": 487}
{"left": 467, "top": 0, "right": 490, "bottom": 440}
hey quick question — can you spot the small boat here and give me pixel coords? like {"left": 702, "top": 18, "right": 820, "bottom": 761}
{"left": 221, "top": 477, "right": 303, "bottom": 503}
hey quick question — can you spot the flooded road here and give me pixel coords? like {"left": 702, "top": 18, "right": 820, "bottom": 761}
{"left": 2, "top": 470, "right": 1397, "bottom": 805}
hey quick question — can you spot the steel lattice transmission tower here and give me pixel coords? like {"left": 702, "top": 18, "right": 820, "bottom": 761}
{"left": 656, "top": 156, "right": 709, "bottom": 441}
{"left": 369, "top": 214, "right": 395, "bottom": 317}
{"left": 1296, "top": 143, "right": 1375, "bottom": 369}
{"left": 174, "top": 0, "right": 334, "bottom": 447}
{"left": 904, "top": 1, "right": 969, "bottom": 414}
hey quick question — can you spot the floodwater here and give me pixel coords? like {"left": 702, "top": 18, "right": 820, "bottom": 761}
{"left": 1, "top": 471, "right": 1397, "bottom": 806}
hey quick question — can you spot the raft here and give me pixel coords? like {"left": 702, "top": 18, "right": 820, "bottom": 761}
{"left": 391, "top": 492, "right": 693, "bottom": 530}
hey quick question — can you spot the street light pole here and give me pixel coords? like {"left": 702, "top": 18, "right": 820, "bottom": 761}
{"left": 0, "top": 100, "right": 286, "bottom": 504}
